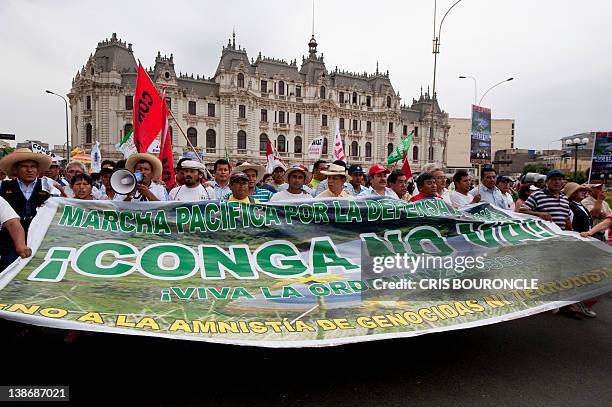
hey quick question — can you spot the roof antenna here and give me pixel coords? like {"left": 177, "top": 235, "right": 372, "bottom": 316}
{"left": 311, "top": 0, "right": 315, "bottom": 38}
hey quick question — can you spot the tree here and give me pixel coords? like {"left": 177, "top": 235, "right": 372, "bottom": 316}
{"left": 522, "top": 164, "right": 551, "bottom": 175}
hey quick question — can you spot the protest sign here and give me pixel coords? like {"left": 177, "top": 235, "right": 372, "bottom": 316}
{"left": 0, "top": 198, "right": 610, "bottom": 347}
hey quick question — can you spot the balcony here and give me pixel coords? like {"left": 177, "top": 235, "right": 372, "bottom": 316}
{"left": 259, "top": 121, "right": 269, "bottom": 129}
{"left": 294, "top": 124, "right": 304, "bottom": 132}
{"left": 295, "top": 97, "right": 303, "bottom": 102}
{"left": 273, "top": 122, "right": 290, "bottom": 131}
{"left": 276, "top": 95, "right": 286, "bottom": 100}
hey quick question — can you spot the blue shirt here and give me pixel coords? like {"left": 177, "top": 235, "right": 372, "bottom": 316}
{"left": 469, "top": 185, "right": 506, "bottom": 208}
{"left": 211, "top": 180, "right": 231, "bottom": 200}
{"left": 17, "top": 178, "right": 37, "bottom": 201}
{"left": 345, "top": 183, "right": 370, "bottom": 197}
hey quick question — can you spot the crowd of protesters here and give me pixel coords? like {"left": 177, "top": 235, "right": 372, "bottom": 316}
{"left": 0, "top": 147, "right": 610, "bottom": 317}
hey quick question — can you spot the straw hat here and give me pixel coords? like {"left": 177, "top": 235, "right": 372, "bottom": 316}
{"left": 0, "top": 148, "right": 52, "bottom": 177}
{"left": 125, "top": 153, "right": 162, "bottom": 180}
{"left": 562, "top": 182, "right": 586, "bottom": 198}
{"left": 232, "top": 161, "right": 266, "bottom": 183}
{"left": 321, "top": 163, "right": 347, "bottom": 177}
{"left": 284, "top": 164, "right": 312, "bottom": 183}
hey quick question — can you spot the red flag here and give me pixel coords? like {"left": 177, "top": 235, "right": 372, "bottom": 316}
{"left": 159, "top": 87, "right": 175, "bottom": 189}
{"left": 133, "top": 63, "right": 163, "bottom": 152}
{"left": 401, "top": 151, "right": 413, "bottom": 179}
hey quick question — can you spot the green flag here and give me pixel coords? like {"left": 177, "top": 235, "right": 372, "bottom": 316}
{"left": 387, "top": 131, "right": 413, "bottom": 165}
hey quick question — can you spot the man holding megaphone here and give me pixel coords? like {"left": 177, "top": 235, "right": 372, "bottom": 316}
{"left": 110, "top": 153, "right": 168, "bottom": 201}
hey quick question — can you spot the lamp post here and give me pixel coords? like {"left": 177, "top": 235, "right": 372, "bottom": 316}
{"left": 459, "top": 76, "right": 514, "bottom": 106}
{"left": 479, "top": 77, "right": 514, "bottom": 105}
{"left": 458, "top": 75, "right": 477, "bottom": 105}
{"left": 45, "top": 90, "right": 70, "bottom": 161}
{"left": 565, "top": 137, "right": 589, "bottom": 181}
{"left": 430, "top": 0, "right": 463, "bottom": 165}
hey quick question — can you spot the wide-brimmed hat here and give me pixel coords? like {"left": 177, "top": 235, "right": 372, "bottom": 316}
{"left": 180, "top": 160, "right": 206, "bottom": 174}
{"left": 562, "top": 182, "right": 587, "bottom": 198}
{"left": 583, "top": 183, "right": 603, "bottom": 189}
{"left": 284, "top": 164, "right": 312, "bottom": 183}
{"left": 232, "top": 161, "right": 266, "bottom": 183}
{"left": 125, "top": 153, "right": 162, "bottom": 180}
{"left": 0, "top": 148, "right": 52, "bottom": 177}
{"left": 321, "top": 163, "right": 347, "bottom": 177}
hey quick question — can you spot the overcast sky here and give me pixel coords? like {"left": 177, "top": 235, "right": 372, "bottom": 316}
{"left": 1, "top": 0, "right": 611, "bottom": 150}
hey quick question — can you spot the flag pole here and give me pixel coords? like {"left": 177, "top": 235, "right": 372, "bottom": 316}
{"left": 167, "top": 109, "right": 213, "bottom": 179}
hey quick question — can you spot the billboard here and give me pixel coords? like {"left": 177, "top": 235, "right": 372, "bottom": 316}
{"left": 470, "top": 105, "right": 492, "bottom": 165}
{"left": 588, "top": 132, "right": 612, "bottom": 185}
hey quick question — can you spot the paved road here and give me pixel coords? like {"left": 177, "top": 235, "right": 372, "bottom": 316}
{"left": 2, "top": 294, "right": 611, "bottom": 406}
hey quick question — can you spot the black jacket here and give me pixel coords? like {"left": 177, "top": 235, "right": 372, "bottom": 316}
{"left": 569, "top": 200, "right": 593, "bottom": 233}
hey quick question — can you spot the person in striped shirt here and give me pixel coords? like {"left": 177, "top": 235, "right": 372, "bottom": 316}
{"left": 519, "top": 169, "right": 572, "bottom": 230}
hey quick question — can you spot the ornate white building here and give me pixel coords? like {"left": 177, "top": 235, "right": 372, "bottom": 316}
{"left": 69, "top": 32, "right": 449, "bottom": 170}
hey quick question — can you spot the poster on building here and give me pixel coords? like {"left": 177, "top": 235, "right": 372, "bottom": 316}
{"left": 588, "top": 132, "right": 612, "bottom": 186}
{"left": 470, "top": 105, "right": 492, "bottom": 165}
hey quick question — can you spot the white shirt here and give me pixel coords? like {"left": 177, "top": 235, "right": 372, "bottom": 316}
{"left": 368, "top": 187, "right": 399, "bottom": 199}
{"left": 270, "top": 189, "right": 313, "bottom": 202}
{"left": 440, "top": 188, "right": 452, "bottom": 205}
{"left": 0, "top": 196, "right": 19, "bottom": 225}
{"left": 500, "top": 191, "right": 514, "bottom": 210}
{"left": 169, "top": 184, "right": 215, "bottom": 201}
{"left": 450, "top": 191, "right": 474, "bottom": 208}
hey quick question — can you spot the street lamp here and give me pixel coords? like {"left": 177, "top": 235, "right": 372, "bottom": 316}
{"left": 430, "top": 0, "right": 464, "bottom": 166}
{"left": 565, "top": 137, "right": 589, "bottom": 181}
{"left": 45, "top": 90, "right": 70, "bottom": 161}
{"left": 479, "top": 77, "right": 514, "bottom": 105}
{"left": 458, "top": 75, "right": 477, "bottom": 105}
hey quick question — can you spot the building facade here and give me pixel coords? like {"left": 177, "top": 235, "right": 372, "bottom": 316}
{"left": 446, "top": 117, "right": 515, "bottom": 172}
{"left": 68, "top": 33, "right": 449, "bottom": 170}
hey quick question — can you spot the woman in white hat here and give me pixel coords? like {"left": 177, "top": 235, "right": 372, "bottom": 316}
{"left": 315, "top": 163, "right": 351, "bottom": 199}
{"left": 123, "top": 153, "right": 168, "bottom": 201}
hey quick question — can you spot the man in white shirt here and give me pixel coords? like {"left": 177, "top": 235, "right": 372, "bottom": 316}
{"left": 367, "top": 164, "right": 399, "bottom": 198}
{"left": 449, "top": 170, "right": 474, "bottom": 208}
{"left": 123, "top": 153, "right": 168, "bottom": 201}
{"left": 169, "top": 160, "right": 215, "bottom": 201}
{"left": 210, "top": 159, "right": 231, "bottom": 199}
{"left": 270, "top": 164, "right": 313, "bottom": 202}
{"left": 496, "top": 175, "right": 515, "bottom": 210}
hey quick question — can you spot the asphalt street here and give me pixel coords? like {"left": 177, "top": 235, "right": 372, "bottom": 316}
{"left": 2, "top": 293, "right": 611, "bottom": 406}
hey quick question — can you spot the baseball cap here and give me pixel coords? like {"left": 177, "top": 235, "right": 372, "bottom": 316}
{"left": 546, "top": 169, "right": 565, "bottom": 180}
{"left": 229, "top": 172, "right": 249, "bottom": 184}
{"left": 368, "top": 164, "right": 390, "bottom": 176}
{"left": 348, "top": 164, "right": 365, "bottom": 175}
{"left": 496, "top": 175, "right": 511, "bottom": 183}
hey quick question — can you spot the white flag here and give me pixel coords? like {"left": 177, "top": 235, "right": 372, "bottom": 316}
{"left": 332, "top": 124, "right": 346, "bottom": 162}
{"left": 90, "top": 141, "right": 102, "bottom": 173}
{"left": 308, "top": 137, "right": 324, "bottom": 159}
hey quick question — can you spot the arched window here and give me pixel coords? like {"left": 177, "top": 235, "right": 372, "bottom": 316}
{"left": 237, "top": 73, "right": 245, "bottom": 88}
{"left": 351, "top": 141, "right": 358, "bottom": 157}
{"left": 124, "top": 123, "right": 133, "bottom": 136}
{"left": 294, "top": 136, "right": 303, "bottom": 154}
{"left": 277, "top": 135, "right": 286, "bottom": 153}
{"left": 187, "top": 127, "right": 198, "bottom": 146}
{"left": 322, "top": 137, "right": 328, "bottom": 155}
{"left": 319, "top": 86, "right": 326, "bottom": 99}
{"left": 278, "top": 81, "right": 285, "bottom": 95}
{"left": 387, "top": 96, "right": 392, "bottom": 108}
{"left": 260, "top": 134, "right": 268, "bottom": 155}
{"left": 206, "top": 129, "right": 216, "bottom": 152}
{"left": 365, "top": 142, "right": 372, "bottom": 158}
{"left": 237, "top": 130, "right": 247, "bottom": 152}
{"left": 387, "top": 143, "right": 394, "bottom": 157}
{"left": 169, "top": 126, "right": 173, "bottom": 144}
{"left": 428, "top": 146, "right": 434, "bottom": 161}
{"left": 412, "top": 145, "right": 419, "bottom": 161}
{"left": 85, "top": 123, "right": 92, "bottom": 144}
{"left": 352, "top": 92, "right": 357, "bottom": 104}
